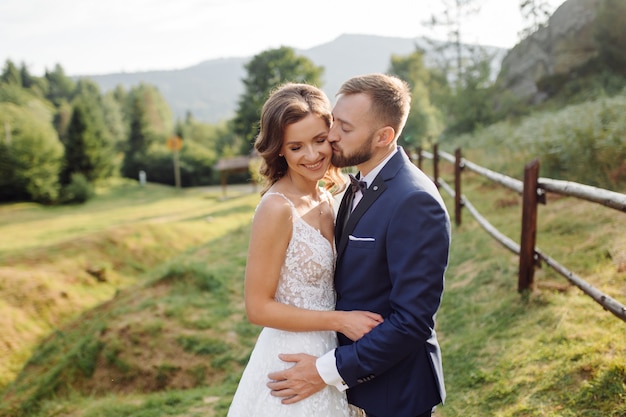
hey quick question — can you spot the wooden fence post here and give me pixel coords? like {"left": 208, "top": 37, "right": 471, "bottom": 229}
{"left": 454, "top": 147, "right": 463, "bottom": 226}
{"left": 417, "top": 146, "right": 423, "bottom": 170}
{"left": 518, "top": 159, "right": 540, "bottom": 292}
{"left": 433, "top": 143, "right": 439, "bottom": 188}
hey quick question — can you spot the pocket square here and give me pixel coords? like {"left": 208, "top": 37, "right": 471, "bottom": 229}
{"left": 348, "top": 235, "right": 375, "bottom": 241}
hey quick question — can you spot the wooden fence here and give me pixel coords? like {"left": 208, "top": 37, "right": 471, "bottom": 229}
{"left": 417, "top": 145, "right": 626, "bottom": 323}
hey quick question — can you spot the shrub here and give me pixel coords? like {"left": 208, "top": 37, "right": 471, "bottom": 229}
{"left": 0, "top": 102, "right": 63, "bottom": 203}
{"left": 60, "top": 173, "right": 94, "bottom": 204}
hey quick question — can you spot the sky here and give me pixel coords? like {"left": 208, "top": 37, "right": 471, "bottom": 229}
{"left": 1, "top": 0, "right": 567, "bottom": 77}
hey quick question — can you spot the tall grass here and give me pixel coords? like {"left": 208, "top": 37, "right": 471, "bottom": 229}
{"left": 444, "top": 90, "right": 626, "bottom": 191}
{"left": 0, "top": 179, "right": 258, "bottom": 389}
{"left": 0, "top": 183, "right": 260, "bottom": 417}
{"left": 1, "top": 150, "right": 624, "bottom": 415}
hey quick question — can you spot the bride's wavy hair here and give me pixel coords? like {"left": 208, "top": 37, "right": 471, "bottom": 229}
{"left": 254, "top": 83, "right": 345, "bottom": 195}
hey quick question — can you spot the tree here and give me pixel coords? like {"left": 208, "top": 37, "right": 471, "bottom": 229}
{"left": 54, "top": 100, "right": 73, "bottom": 143}
{"left": 56, "top": 79, "right": 102, "bottom": 145}
{"left": 101, "top": 90, "right": 128, "bottom": 152}
{"left": 121, "top": 92, "right": 151, "bottom": 179}
{"left": 121, "top": 84, "right": 173, "bottom": 180}
{"left": 232, "top": 47, "right": 323, "bottom": 153}
{"left": 595, "top": 0, "right": 626, "bottom": 76}
{"left": 519, "top": 0, "right": 552, "bottom": 38}
{"left": 44, "top": 64, "right": 75, "bottom": 107}
{"left": 0, "top": 102, "right": 63, "bottom": 203}
{"left": 61, "top": 94, "right": 115, "bottom": 184}
{"left": 445, "top": 51, "right": 496, "bottom": 134}
{"left": 389, "top": 49, "right": 444, "bottom": 149}
{"left": 19, "top": 63, "right": 36, "bottom": 89}
{"left": 1, "top": 60, "right": 22, "bottom": 86}
{"left": 423, "top": 0, "right": 482, "bottom": 87}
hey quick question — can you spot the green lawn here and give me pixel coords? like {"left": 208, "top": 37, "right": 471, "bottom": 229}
{"left": 0, "top": 175, "right": 624, "bottom": 417}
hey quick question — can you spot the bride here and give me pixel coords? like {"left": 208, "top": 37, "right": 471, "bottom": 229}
{"left": 226, "top": 83, "right": 382, "bottom": 417}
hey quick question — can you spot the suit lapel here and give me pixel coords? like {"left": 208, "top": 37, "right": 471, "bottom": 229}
{"left": 335, "top": 187, "right": 353, "bottom": 248}
{"left": 336, "top": 176, "right": 387, "bottom": 260}
{"left": 335, "top": 148, "right": 409, "bottom": 261}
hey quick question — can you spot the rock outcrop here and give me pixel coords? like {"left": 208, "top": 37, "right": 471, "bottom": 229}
{"left": 497, "top": 0, "right": 602, "bottom": 103}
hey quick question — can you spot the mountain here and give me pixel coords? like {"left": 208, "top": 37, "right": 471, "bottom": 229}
{"left": 82, "top": 57, "right": 248, "bottom": 123}
{"left": 82, "top": 34, "right": 505, "bottom": 124}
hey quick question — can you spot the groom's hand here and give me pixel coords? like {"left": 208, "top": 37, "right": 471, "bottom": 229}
{"left": 267, "top": 353, "right": 325, "bottom": 404}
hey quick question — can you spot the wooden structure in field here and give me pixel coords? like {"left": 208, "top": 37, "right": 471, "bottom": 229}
{"left": 213, "top": 156, "right": 255, "bottom": 196}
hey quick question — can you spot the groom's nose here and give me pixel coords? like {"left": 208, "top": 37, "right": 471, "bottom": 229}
{"left": 328, "top": 124, "right": 339, "bottom": 143}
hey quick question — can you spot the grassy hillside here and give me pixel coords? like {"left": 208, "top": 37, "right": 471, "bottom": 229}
{"left": 434, "top": 173, "right": 625, "bottom": 416}
{"left": 0, "top": 179, "right": 258, "bottom": 389}
{"left": 442, "top": 90, "right": 626, "bottom": 192}
{"left": 0, "top": 154, "right": 624, "bottom": 414}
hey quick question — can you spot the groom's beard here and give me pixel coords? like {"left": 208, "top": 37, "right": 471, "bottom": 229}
{"left": 331, "top": 132, "right": 375, "bottom": 168}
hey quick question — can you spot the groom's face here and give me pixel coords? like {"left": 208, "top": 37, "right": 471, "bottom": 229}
{"left": 328, "top": 93, "right": 376, "bottom": 168}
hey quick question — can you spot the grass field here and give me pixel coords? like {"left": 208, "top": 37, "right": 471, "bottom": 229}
{"left": 0, "top": 171, "right": 624, "bottom": 417}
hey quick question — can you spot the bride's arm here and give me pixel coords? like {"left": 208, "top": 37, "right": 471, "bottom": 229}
{"left": 244, "top": 196, "right": 382, "bottom": 341}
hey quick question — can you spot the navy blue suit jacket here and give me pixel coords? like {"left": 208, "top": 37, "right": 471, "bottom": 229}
{"left": 334, "top": 147, "right": 450, "bottom": 417}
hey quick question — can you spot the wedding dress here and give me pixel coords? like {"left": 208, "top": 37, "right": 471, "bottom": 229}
{"left": 227, "top": 192, "right": 356, "bottom": 417}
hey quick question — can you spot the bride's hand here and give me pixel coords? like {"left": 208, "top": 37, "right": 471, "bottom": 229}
{"left": 336, "top": 311, "right": 383, "bottom": 341}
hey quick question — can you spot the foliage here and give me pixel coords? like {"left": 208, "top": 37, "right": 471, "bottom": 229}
{"left": 178, "top": 116, "right": 243, "bottom": 159}
{"left": 61, "top": 91, "right": 116, "bottom": 184}
{"left": 138, "top": 140, "right": 217, "bottom": 187}
{"left": 248, "top": 156, "right": 263, "bottom": 187}
{"left": 422, "top": 0, "right": 482, "bottom": 85}
{"left": 443, "top": 90, "right": 626, "bottom": 190}
{"left": 595, "top": 0, "right": 626, "bottom": 76}
{"left": 44, "top": 64, "right": 76, "bottom": 107}
{"left": 60, "top": 173, "right": 95, "bottom": 204}
{"left": 231, "top": 47, "right": 324, "bottom": 153}
{"left": 389, "top": 48, "right": 445, "bottom": 149}
{"left": 444, "top": 51, "right": 498, "bottom": 134}
{"left": 0, "top": 59, "right": 238, "bottom": 198}
{"left": 519, "top": 0, "right": 552, "bottom": 38}
{"left": 1, "top": 60, "right": 22, "bottom": 86}
{"left": 0, "top": 102, "right": 63, "bottom": 203}
{"left": 121, "top": 84, "right": 173, "bottom": 180}
{"left": 177, "top": 140, "right": 217, "bottom": 186}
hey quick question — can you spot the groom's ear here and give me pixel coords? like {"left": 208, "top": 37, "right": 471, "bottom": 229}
{"left": 375, "top": 126, "right": 395, "bottom": 147}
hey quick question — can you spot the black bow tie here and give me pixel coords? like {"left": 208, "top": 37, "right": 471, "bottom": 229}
{"left": 349, "top": 174, "right": 367, "bottom": 194}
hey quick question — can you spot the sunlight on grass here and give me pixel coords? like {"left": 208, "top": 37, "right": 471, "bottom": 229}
{"left": 1, "top": 166, "right": 624, "bottom": 416}
{"left": 434, "top": 171, "right": 625, "bottom": 416}
{"left": 0, "top": 180, "right": 260, "bottom": 396}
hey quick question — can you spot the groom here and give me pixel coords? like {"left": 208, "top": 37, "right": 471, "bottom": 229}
{"left": 267, "top": 73, "right": 451, "bottom": 417}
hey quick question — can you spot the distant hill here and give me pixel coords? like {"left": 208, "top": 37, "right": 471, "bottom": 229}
{"left": 82, "top": 34, "right": 505, "bottom": 124}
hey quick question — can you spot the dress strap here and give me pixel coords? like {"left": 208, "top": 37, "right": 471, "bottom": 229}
{"left": 263, "top": 192, "right": 296, "bottom": 210}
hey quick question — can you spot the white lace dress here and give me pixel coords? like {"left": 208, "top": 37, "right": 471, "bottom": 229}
{"left": 227, "top": 192, "right": 355, "bottom": 417}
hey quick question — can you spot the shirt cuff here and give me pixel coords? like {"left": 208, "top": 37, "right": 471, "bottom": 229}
{"left": 315, "top": 349, "right": 349, "bottom": 392}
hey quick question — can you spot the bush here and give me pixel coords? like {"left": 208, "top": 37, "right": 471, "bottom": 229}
{"left": 0, "top": 102, "right": 63, "bottom": 203}
{"left": 444, "top": 90, "right": 626, "bottom": 190}
{"left": 60, "top": 173, "right": 94, "bottom": 204}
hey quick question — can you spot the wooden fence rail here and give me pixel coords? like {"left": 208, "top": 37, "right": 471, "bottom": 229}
{"left": 417, "top": 146, "right": 626, "bottom": 323}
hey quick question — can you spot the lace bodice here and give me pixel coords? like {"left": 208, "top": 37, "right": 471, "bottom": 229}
{"left": 262, "top": 192, "right": 336, "bottom": 311}
{"left": 227, "top": 192, "right": 357, "bottom": 417}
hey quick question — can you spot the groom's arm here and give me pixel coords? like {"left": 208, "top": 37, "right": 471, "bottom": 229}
{"left": 335, "top": 189, "right": 449, "bottom": 385}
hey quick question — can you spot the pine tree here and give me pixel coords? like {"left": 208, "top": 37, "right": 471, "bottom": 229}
{"left": 62, "top": 95, "right": 114, "bottom": 184}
